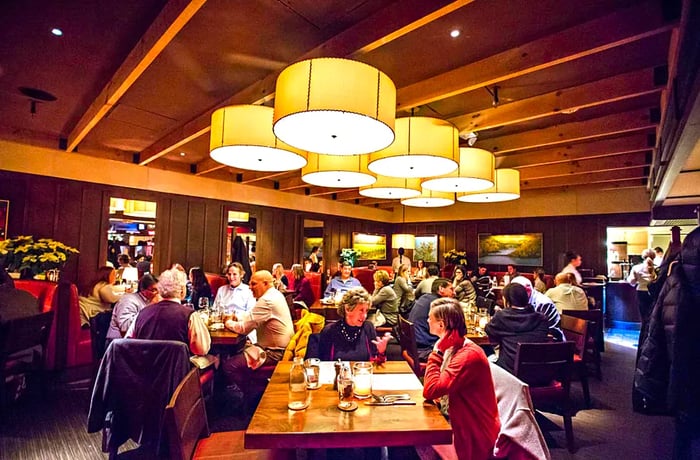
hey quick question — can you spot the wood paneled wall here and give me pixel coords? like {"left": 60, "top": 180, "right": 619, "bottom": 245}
{"left": 0, "top": 171, "right": 391, "bottom": 287}
{"left": 393, "top": 212, "right": 650, "bottom": 277}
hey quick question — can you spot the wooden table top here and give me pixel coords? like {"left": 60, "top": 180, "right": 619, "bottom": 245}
{"left": 208, "top": 327, "right": 244, "bottom": 346}
{"left": 245, "top": 360, "right": 452, "bottom": 449}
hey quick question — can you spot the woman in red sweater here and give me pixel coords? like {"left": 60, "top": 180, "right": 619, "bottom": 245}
{"left": 423, "top": 298, "right": 500, "bottom": 460}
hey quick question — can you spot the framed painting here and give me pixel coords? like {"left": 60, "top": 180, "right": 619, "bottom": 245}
{"left": 0, "top": 199, "right": 8, "bottom": 241}
{"left": 414, "top": 235, "right": 438, "bottom": 262}
{"left": 478, "top": 233, "right": 543, "bottom": 266}
{"left": 352, "top": 233, "right": 386, "bottom": 260}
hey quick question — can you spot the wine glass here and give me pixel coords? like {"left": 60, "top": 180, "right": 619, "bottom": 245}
{"left": 198, "top": 297, "right": 209, "bottom": 310}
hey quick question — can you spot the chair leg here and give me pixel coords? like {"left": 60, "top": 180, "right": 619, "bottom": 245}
{"left": 563, "top": 413, "right": 575, "bottom": 453}
{"left": 581, "top": 374, "right": 591, "bottom": 408}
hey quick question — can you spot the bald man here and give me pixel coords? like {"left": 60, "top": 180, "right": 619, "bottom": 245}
{"left": 223, "top": 270, "right": 294, "bottom": 398}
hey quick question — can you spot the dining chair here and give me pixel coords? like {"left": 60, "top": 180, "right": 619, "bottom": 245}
{"left": 562, "top": 309, "right": 603, "bottom": 380}
{"left": 560, "top": 314, "right": 591, "bottom": 407}
{"left": 89, "top": 310, "right": 112, "bottom": 362}
{"left": 475, "top": 295, "right": 496, "bottom": 315}
{"left": 398, "top": 315, "right": 426, "bottom": 378}
{"left": 0, "top": 310, "right": 54, "bottom": 406}
{"left": 514, "top": 341, "right": 576, "bottom": 452}
{"left": 165, "top": 367, "right": 292, "bottom": 460}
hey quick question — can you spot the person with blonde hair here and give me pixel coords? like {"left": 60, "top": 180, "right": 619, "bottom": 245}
{"left": 545, "top": 272, "right": 588, "bottom": 313}
{"left": 126, "top": 268, "right": 210, "bottom": 356}
{"left": 79, "top": 266, "right": 119, "bottom": 327}
{"left": 317, "top": 287, "right": 391, "bottom": 361}
{"left": 393, "top": 263, "right": 415, "bottom": 313}
{"left": 371, "top": 269, "right": 399, "bottom": 327}
{"left": 271, "top": 263, "right": 288, "bottom": 290}
{"left": 423, "top": 298, "right": 500, "bottom": 460}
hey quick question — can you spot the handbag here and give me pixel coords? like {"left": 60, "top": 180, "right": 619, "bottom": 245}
{"left": 370, "top": 310, "right": 387, "bottom": 328}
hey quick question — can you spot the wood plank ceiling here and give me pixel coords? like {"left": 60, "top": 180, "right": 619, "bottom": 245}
{"left": 0, "top": 0, "right": 692, "bottom": 211}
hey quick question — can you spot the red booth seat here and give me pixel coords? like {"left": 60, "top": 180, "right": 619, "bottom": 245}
{"left": 284, "top": 270, "right": 322, "bottom": 301}
{"left": 14, "top": 280, "right": 91, "bottom": 370}
{"left": 205, "top": 273, "right": 228, "bottom": 298}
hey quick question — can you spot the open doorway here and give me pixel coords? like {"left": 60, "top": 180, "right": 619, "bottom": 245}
{"left": 303, "top": 219, "right": 323, "bottom": 273}
{"left": 107, "top": 197, "right": 156, "bottom": 278}
{"left": 225, "top": 210, "right": 255, "bottom": 281}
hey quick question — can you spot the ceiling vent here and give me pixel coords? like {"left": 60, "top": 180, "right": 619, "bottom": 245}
{"left": 649, "top": 205, "right": 699, "bottom": 226}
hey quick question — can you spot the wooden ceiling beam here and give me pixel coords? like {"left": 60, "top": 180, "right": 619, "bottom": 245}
{"left": 518, "top": 151, "right": 650, "bottom": 180}
{"left": 193, "top": 157, "right": 225, "bottom": 176}
{"left": 239, "top": 171, "right": 294, "bottom": 185}
{"left": 138, "top": 0, "right": 469, "bottom": 166}
{"left": 478, "top": 108, "right": 657, "bottom": 154}
{"left": 278, "top": 177, "right": 308, "bottom": 191}
{"left": 67, "top": 0, "right": 207, "bottom": 153}
{"left": 521, "top": 167, "right": 647, "bottom": 190}
{"left": 396, "top": 0, "right": 674, "bottom": 110}
{"left": 496, "top": 132, "right": 653, "bottom": 169}
{"left": 450, "top": 67, "right": 662, "bottom": 132}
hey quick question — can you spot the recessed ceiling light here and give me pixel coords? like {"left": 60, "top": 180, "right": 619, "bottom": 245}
{"left": 450, "top": 29, "right": 461, "bottom": 38}
{"left": 51, "top": 28, "right": 63, "bottom": 37}
{"left": 179, "top": 152, "right": 186, "bottom": 156}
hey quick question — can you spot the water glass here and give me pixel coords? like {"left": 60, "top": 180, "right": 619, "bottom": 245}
{"left": 353, "top": 362, "right": 373, "bottom": 399}
{"left": 209, "top": 303, "right": 222, "bottom": 323}
{"left": 338, "top": 373, "right": 354, "bottom": 409}
{"left": 304, "top": 358, "right": 321, "bottom": 389}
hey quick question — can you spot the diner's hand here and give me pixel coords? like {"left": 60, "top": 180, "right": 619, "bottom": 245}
{"left": 436, "top": 329, "right": 463, "bottom": 353}
{"left": 371, "top": 332, "right": 392, "bottom": 354}
{"left": 224, "top": 319, "right": 237, "bottom": 332}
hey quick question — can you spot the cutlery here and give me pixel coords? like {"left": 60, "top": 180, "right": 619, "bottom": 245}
{"left": 365, "top": 400, "right": 416, "bottom": 406}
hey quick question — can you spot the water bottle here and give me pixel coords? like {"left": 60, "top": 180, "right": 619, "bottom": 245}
{"left": 288, "top": 357, "right": 309, "bottom": 410}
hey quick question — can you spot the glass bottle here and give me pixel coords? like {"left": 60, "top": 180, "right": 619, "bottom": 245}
{"left": 288, "top": 357, "right": 309, "bottom": 410}
{"left": 337, "top": 363, "right": 354, "bottom": 409}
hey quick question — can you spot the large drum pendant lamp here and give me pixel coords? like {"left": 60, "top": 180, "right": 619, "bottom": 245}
{"left": 457, "top": 168, "right": 520, "bottom": 202}
{"left": 368, "top": 117, "right": 459, "bottom": 178}
{"left": 422, "top": 147, "right": 495, "bottom": 192}
{"left": 210, "top": 105, "right": 308, "bottom": 171}
{"left": 301, "top": 153, "right": 376, "bottom": 188}
{"left": 401, "top": 189, "right": 455, "bottom": 207}
{"left": 359, "top": 176, "right": 421, "bottom": 199}
{"left": 273, "top": 58, "right": 396, "bottom": 155}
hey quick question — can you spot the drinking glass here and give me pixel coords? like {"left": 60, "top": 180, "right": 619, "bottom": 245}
{"left": 338, "top": 372, "right": 354, "bottom": 409}
{"left": 304, "top": 358, "right": 321, "bottom": 389}
{"left": 209, "top": 302, "right": 222, "bottom": 324}
{"left": 352, "top": 362, "right": 373, "bottom": 399}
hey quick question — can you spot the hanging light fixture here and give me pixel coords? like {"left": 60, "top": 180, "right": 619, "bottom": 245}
{"left": 421, "top": 147, "right": 495, "bottom": 192}
{"left": 457, "top": 168, "right": 520, "bottom": 202}
{"left": 210, "top": 105, "right": 308, "bottom": 171}
{"left": 301, "top": 153, "right": 376, "bottom": 188}
{"left": 368, "top": 117, "right": 459, "bottom": 178}
{"left": 359, "top": 176, "right": 421, "bottom": 199}
{"left": 401, "top": 189, "right": 455, "bottom": 207}
{"left": 273, "top": 58, "right": 396, "bottom": 155}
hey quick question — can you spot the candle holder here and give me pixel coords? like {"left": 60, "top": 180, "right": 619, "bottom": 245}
{"left": 353, "top": 362, "right": 373, "bottom": 399}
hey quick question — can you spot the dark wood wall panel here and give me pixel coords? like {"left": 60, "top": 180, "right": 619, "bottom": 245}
{"left": 0, "top": 170, "right": 650, "bottom": 288}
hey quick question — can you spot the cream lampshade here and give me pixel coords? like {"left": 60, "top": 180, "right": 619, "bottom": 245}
{"left": 301, "top": 153, "right": 376, "bottom": 188}
{"left": 209, "top": 105, "right": 308, "bottom": 171}
{"left": 421, "top": 147, "right": 495, "bottom": 192}
{"left": 401, "top": 189, "right": 455, "bottom": 207}
{"left": 368, "top": 117, "right": 459, "bottom": 178}
{"left": 359, "top": 176, "right": 421, "bottom": 199}
{"left": 457, "top": 168, "right": 520, "bottom": 202}
{"left": 123, "top": 200, "right": 156, "bottom": 218}
{"left": 273, "top": 58, "right": 396, "bottom": 155}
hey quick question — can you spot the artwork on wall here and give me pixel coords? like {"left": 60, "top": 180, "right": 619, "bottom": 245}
{"left": 414, "top": 235, "right": 438, "bottom": 262}
{"left": 0, "top": 199, "right": 8, "bottom": 241}
{"left": 352, "top": 232, "right": 387, "bottom": 260}
{"left": 478, "top": 233, "right": 543, "bottom": 267}
{"left": 304, "top": 237, "right": 323, "bottom": 259}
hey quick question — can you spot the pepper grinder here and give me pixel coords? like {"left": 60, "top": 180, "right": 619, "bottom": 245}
{"left": 333, "top": 358, "right": 342, "bottom": 390}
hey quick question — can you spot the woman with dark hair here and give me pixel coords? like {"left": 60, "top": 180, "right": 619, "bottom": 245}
{"left": 317, "top": 287, "right": 391, "bottom": 361}
{"left": 423, "top": 298, "right": 500, "bottom": 460}
{"left": 291, "top": 263, "right": 316, "bottom": 308}
{"left": 484, "top": 283, "right": 549, "bottom": 374}
{"left": 561, "top": 250, "right": 583, "bottom": 285}
{"left": 452, "top": 264, "right": 476, "bottom": 306}
{"left": 189, "top": 266, "right": 212, "bottom": 310}
{"left": 79, "top": 266, "right": 119, "bottom": 327}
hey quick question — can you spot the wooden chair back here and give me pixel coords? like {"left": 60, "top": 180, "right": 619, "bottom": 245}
{"left": 475, "top": 296, "right": 495, "bottom": 315}
{"left": 165, "top": 368, "right": 210, "bottom": 460}
{"left": 560, "top": 315, "right": 588, "bottom": 360}
{"left": 0, "top": 310, "right": 54, "bottom": 358}
{"left": 514, "top": 341, "right": 575, "bottom": 390}
{"left": 398, "top": 316, "right": 423, "bottom": 377}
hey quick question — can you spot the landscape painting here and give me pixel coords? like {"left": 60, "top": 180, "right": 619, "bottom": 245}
{"left": 478, "top": 233, "right": 543, "bottom": 266}
{"left": 352, "top": 232, "right": 386, "bottom": 260}
{"left": 414, "top": 235, "right": 438, "bottom": 262}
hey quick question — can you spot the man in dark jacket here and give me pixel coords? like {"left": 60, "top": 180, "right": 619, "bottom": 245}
{"left": 485, "top": 283, "right": 549, "bottom": 374}
{"left": 408, "top": 278, "right": 453, "bottom": 360}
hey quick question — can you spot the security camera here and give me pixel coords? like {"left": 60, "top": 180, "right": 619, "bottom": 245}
{"left": 459, "top": 131, "right": 478, "bottom": 146}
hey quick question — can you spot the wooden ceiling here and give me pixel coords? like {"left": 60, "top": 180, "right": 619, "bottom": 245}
{"left": 1, "top": 0, "right": 697, "bottom": 211}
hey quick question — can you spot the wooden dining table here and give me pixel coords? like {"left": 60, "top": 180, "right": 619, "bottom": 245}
{"left": 208, "top": 327, "right": 245, "bottom": 346}
{"left": 245, "top": 360, "right": 452, "bottom": 450}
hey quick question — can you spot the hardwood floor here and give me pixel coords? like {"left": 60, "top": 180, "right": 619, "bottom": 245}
{"left": 0, "top": 334, "right": 675, "bottom": 459}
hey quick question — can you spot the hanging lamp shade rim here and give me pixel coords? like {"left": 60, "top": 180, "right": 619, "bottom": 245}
{"left": 301, "top": 153, "right": 376, "bottom": 188}
{"left": 400, "top": 196, "right": 455, "bottom": 207}
{"left": 273, "top": 57, "right": 396, "bottom": 155}
{"left": 209, "top": 105, "right": 308, "bottom": 171}
{"left": 358, "top": 187, "right": 421, "bottom": 199}
{"left": 421, "top": 176, "right": 494, "bottom": 192}
{"left": 456, "top": 168, "right": 520, "bottom": 202}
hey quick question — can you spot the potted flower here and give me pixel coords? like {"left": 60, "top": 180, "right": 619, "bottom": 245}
{"left": 339, "top": 248, "right": 361, "bottom": 267}
{"left": 443, "top": 249, "right": 468, "bottom": 266}
{"left": 0, "top": 235, "right": 79, "bottom": 280}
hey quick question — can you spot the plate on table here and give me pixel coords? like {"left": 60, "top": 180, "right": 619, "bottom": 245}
{"left": 209, "top": 322, "right": 225, "bottom": 331}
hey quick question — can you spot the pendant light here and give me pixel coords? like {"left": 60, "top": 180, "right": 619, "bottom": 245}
{"left": 301, "top": 153, "right": 376, "bottom": 188}
{"left": 422, "top": 147, "right": 495, "bottom": 192}
{"left": 457, "top": 168, "right": 520, "bottom": 202}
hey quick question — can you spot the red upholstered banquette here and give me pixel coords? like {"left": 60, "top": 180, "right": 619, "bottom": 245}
{"left": 14, "top": 280, "right": 91, "bottom": 369}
